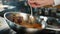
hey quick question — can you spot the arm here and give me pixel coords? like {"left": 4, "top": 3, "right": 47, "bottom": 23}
{"left": 28, "top": 0, "right": 60, "bottom": 8}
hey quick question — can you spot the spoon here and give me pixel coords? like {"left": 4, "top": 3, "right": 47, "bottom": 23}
{"left": 30, "top": 6, "right": 33, "bottom": 18}
{"left": 29, "top": 5, "right": 35, "bottom": 24}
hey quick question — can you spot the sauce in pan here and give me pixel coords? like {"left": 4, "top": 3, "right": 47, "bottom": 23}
{"left": 8, "top": 13, "right": 42, "bottom": 29}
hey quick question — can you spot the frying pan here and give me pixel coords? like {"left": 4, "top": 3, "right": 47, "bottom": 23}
{"left": 4, "top": 12, "right": 47, "bottom": 33}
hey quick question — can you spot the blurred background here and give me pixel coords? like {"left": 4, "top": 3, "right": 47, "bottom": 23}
{"left": 0, "top": 0, "right": 60, "bottom": 34}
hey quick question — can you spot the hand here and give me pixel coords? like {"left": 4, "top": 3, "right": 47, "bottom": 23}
{"left": 28, "top": 0, "right": 54, "bottom": 8}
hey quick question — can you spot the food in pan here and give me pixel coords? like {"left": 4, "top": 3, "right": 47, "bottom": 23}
{"left": 7, "top": 13, "right": 42, "bottom": 29}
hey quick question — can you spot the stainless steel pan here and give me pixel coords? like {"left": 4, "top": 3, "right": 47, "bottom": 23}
{"left": 4, "top": 12, "right": 46, "bottom": 32}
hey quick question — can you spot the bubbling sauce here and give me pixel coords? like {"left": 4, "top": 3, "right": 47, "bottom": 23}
{"left": 8, "top": 13, "right": 42, "bottom": 29}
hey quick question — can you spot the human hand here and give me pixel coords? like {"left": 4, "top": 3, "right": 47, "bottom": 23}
{"left": 28, "top": 0, "right": 54, "bottom": 8}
